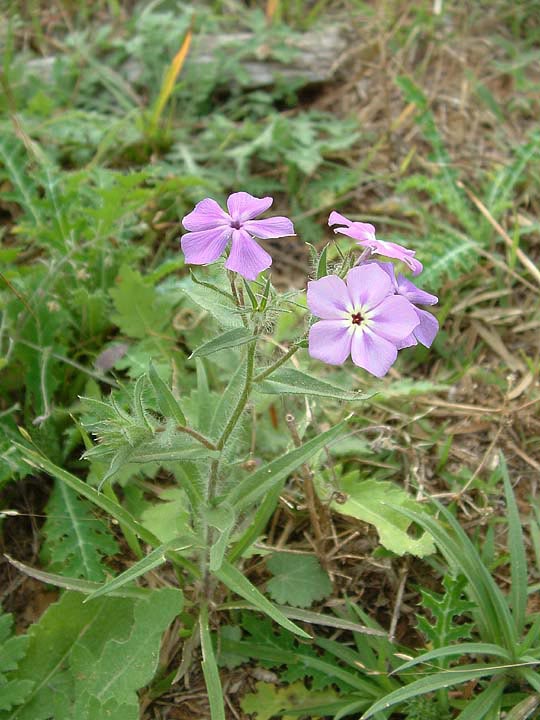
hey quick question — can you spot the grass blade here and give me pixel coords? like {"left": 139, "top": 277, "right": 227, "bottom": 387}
{"left": 199, "top": 604, "right": 226, "bottom": 720}
{"left": 362, "top": 665, "right": 503, "bottom": 719}
{"left": 500, "top": 452, "right": 528, "bottom": 634}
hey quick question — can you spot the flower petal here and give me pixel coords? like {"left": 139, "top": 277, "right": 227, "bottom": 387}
{"left": 345, "top": 264, "right": 393, "bottom": 311}
{"left": 367, "top": 295, "right": 420, "bottom": 342}
{"left": 413, "top": 308, "right": 439, "bottom": 347}
{"left": 227, "top": 192, "right": 273, "bottom": 222}
{"left": 364, "top": 239, "right": 422, "bottom": 275}
{"left": 225, "top": 228, "right": 272, "bottom": 281}
{"left": 328, "top": 210, "right": 352, "bottom": 227}
{"left": 350, "top": 327, "right": 398, "bottom": 377}
{"left": 243, "top": 216, "right": 295, "bottom": 239}
{"left": 396, "top": 274, "right": 438, "bottom": 305}
{"left": 181, "top": 227, "right": 231, "bottom": 265}
{"left": 308, "top": 320, "right": 352, "bottom": 365}
{"left": 334, "top": 222, "right": 377, "bottom": 244}
{"left": 307, "top": 275, "right": 351, "bottom": 319}
{"left": 182, "top": 198, "right": 231, "bottom": 231}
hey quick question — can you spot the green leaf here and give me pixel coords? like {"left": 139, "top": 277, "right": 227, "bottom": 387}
{"left": 210, "top": 363, "right": 247, "bottom": 441}
{"left": 454, "top": 680, "right": 503, "bottom": 719}
{"left": 394, "top": 642, "right": 510, "bottom": 674}
{"left": 258, "top": 368, "right": 370, "bottom": 401}
{"left": 140, "top": 487, "right": 192, "bottom": 543}
{"left": 85, "top": 538, "right": 191, "bottom": 601}
{"left": 215, "top": 561, "right": 311, "bottom": 639}
{"left": 177, "top": 274, "right": 241, "bottom": 328}
{"left": 199, "top": 605, "right": 225, "bottom": 720}
{"left": 266, "top": 553, "right": 332, "bottom": 608}
{"left": 330, "top": 477, "right": 435, "bottom": 557}
{"left": 0, "top": 590, "right": 182, "bottom": 720}
{"left": 41, "top": 481, "right": 118, "bottom": 581}
{"left": 503, "top": 692, "right": 540, "bottom": 720}
{"left": 393, "top": 502, "right": 518, "bottom": 651}
{"left": 500, "top": 452, "right": 528, "bottom": 635}
{"left": 205, "top": 503, "right": 236, "bottom": 572}
{"left": 362, "top": 665, "right": 503, "bottom": 719}
{"left": 109, "top": 265, "right": 169, "bottom": 339}
{"left": 0, "top": 609, "right": 33, "bottom": 713}
{"left": 241, "top": 681, "right": 339, "bottom": 720}
{"left": 15, "top": 443, "right": 162, "bottom": 549}
{"left": 316, "top": 244, "right": 329, "bottom": 279}
{"left": 4, "top": 555, "right": 150, "bottom": 599}
{"left": 190, "top": 327, "right": 256, "bottom": 358}
{"left": 225, "top": 421, "right": 346, "bottom": 511}
{"left": 148, "top": 363, "right": 186, "bottom": 425}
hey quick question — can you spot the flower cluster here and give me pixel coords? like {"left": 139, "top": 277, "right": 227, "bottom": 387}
{"left": 180, "top": 193, "right": 438, "bottom": 377}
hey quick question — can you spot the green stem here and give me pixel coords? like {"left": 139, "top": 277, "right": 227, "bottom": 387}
{"left": 217, "top": 340, "right": 256, "bottom": 451}
{"left": 175, "top": 424, "right": 217, "bottom": 450}
{"left": 253, "top": 344, "right": 299, "bottom": 383}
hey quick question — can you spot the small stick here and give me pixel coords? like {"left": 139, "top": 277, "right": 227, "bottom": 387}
{"left": 285, "top": 413, "right": 328, "bottom": 561}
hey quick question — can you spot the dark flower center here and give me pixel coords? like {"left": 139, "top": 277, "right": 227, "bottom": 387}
{"left": 231, "top": 219, "right": 242, "bottom": 229}
{"left": 351, "top": 312, "right": 364, "bottom": 326}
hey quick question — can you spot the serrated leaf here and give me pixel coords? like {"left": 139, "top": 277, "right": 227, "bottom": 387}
{"left": 110, "top": 265, "right": 169, "bottom": 339}
{"left": 258, "top": 368, "right": 369, "bottom": 401}
{"left": 0, "top": 610, "right": 33, "bottom": 713}
{"left": 0, "top": 590, "right": 182, "bottom": 720}
{"left": 41, "top": 481, "right": 119, "bottom": 581}
{"left": 241, "top": 681, "right": 339, "bottom": 720}
{"left": 330, "top": 476, "right": 434, "bottom": 557}
{"left": 266, "top": 553, "right": 332, "bottom": 608}
{"left": 190, "top": 327, "right": 256, "bottom": 358}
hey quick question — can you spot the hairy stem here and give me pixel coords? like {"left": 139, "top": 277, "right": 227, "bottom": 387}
{"left": 175, "top": 424, "right": 217, "bottom": 450}
{"left": 253, "top": 344, "right": 299, "bottom": 383}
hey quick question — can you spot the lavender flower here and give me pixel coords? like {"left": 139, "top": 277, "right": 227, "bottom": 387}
{"left": 181, "top": 192, "right": 295, "bottom": 281}
{"left": 328, "top": 211, "right": 423, "bottom": 275}
{"left": 307, "top": 264, "right": 420, "bottom": 377}
{"left": 374, "top": 262, "right": 439, "bottom": 349}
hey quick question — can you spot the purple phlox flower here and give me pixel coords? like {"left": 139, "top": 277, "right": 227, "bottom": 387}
{"left": 374, "top": 261, "right": 439, "bottom": 349}
{"left": 328, "top": 211, "right": 423, "bottom": 275}
{"left": 181, "top": 192, "right": 295, "bottom": 281}
{"left": 307, "top": 264, "right": 420, "bottom": 378}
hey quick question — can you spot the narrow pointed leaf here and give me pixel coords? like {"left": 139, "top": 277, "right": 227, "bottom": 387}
{"left": 148, "top": 363, "right": 186, "bottom": 425}
{"left": 225, "top": 421, "right": 346, "bottom": 511}
{"left": 393, "top": 642, "right": 510, "bottom": 673}
{"left": 258, "top": 368, "right": 371, "bottom": 401}
{"left": 362, "top": 665, "right": 503, "bottom": 719}
{"left": 190, "top": 327, "right": 256, "bottom": 358}
{"left": 500, "top": 452, "right": 527, "bottom": 635}
{"left": 85, "top": 538, "right": 192, "bottom": 601}
{"left": 215, "top": 560, "right": 311, "bottom": 639}
{"left": 200, "top": 605, "right": 226, "bottom": 720}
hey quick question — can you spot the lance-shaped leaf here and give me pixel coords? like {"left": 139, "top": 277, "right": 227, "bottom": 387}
{"left": 204, "top": 504, "right": 236, "bottom": 573}
{"left": 85, "top": 538, "right": 192, "bottom": 601}
{"left": 215, "top": 561, "right": 311, "bottom": 639}
{"left": 225, "top": 421, "right": 346, "bottom": 511}
{"left": 199, "top": 605, "right": 226, "bottom": 720}
{"left": 258, "top": 368, "right": 371, "bottom": 401}
{"left": 361, "top": 665, "right": 504, "bottom": 719}
{"left": 190, "top": 327, "right": 256, "bottom": 359}
{"left": 148, "top": 363, "right": 186, "bottom": 425}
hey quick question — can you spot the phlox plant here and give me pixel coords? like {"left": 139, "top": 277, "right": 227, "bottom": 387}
{"left": 17, "top": 191, "right": 439, "bottom": 720}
